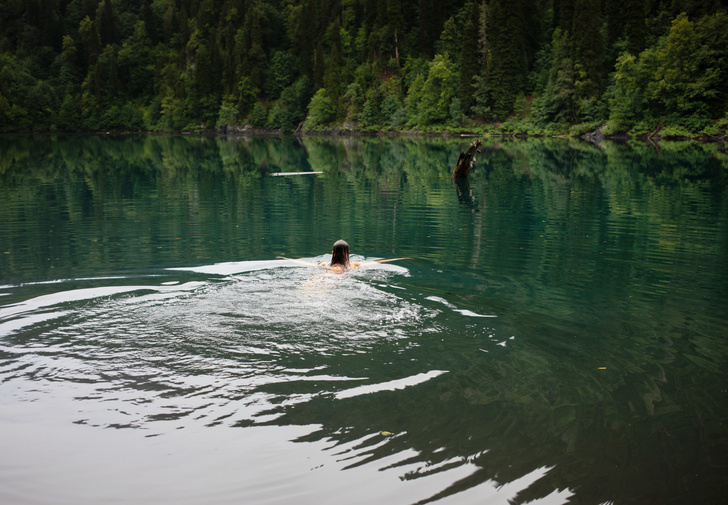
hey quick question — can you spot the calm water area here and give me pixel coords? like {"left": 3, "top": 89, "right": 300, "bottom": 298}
{"left": 0, "top": 134, "right": 726, "bottom": 505}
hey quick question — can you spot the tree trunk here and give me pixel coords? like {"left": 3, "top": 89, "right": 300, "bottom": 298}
{"left": 452, "top": 139, "right": 482, "bottom": 179}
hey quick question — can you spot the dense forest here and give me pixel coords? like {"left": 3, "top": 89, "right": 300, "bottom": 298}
{"left": 1, "top": 0, "right": 727, "bottom": 137}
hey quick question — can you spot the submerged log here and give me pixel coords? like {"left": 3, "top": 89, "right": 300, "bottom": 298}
{"left": 452, "top": 139, "right": 482, "bottom": 179}
{"left": 453, "top": 178, "right": 478, "bottom": 210}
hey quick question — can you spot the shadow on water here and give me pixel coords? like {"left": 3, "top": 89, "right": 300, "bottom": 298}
{"left": 0, "top": 134, "right": 727, "bottom": 504}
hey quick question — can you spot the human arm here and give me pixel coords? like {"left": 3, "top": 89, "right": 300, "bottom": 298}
{"left": 373, "top": 257, "right": 412, "bottom": 263}
{"left": 357, "top": 257, "right": 412, "bottom": 267}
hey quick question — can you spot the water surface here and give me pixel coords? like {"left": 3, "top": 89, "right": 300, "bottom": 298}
{"left": 1, "top": 135, "right": 727, "bottom": 505}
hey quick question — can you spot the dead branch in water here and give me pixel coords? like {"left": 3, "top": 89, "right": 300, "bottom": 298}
{"left": 452, "top": 139, "right": 482, "bottom": 179}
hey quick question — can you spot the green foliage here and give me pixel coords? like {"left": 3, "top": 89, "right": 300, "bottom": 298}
{"left": 360, "top": 87, "right": 382, "bottom": 129}
{"left": 248, "top": 102, "right": 268, "bottom": 128}
{"left": 653, "top": 13, "right": 704, "bottom": 118}
{"left": 342, "top": 83, "right": 364, "bottom": 122}
{"left": 0, "top": 1, "right": 725, "bottom": 135}
{"left": 57, "top": 94, "right": 82, "bottom": 131}
{"left": 571, "top": 0, "right": 606, "bottom": 107}
{"left": 160, "top": 92, "right": 186, "bottom": 130}
{"left": 603, "top": 11, "right": 728, "bottom": 136}
{"left": 381, "top": 94, "right": 406, "bottom": 129}
{"left": 659, "top": 124, "right": 695, "bottom": 139}
{"left": 120, "top": 103, "right": 145, "bottom": 131}
{"left": 435, "top": 17, "right": 461, "bottom": 60}
{"left": 407, "top": 54, "right": 459, "bottom": 126}
{"left": 0, "top": 53, "right": 37, "bottom": 131}
{"left": 714, "top": 114, "right": 728, "bottom": 135}
{"left": 216, "top": 95, "right": 238, "bottom": 130}
{"left": 535, "top": 28, "right": 577, "bottom": 125}
{"left": 459, "top": 2, "right": 481, "bottom": 114}
{"left": 486, "top": 0, "right": 542, "bottom": 121}
{"left": 268, "top": 76, "right": 313, "bottom": 131}
{"left": 265, "top": 51, "right": 299, "bottom": 100}
{"left": 236, "top": 76, "right": 259, "bottom": 117}
{"left": 605, "top": 51, "right": 653, "bottom": 132}
{"left": 305, "top": 89, "right": 336, "bottom": 128}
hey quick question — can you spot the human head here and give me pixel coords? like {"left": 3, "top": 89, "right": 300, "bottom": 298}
{"left": 330, "top": 240, "right": 350, "bottom": 266}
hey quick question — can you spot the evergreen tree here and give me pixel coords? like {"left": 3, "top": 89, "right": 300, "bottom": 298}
{"left": 59, "top": 35, "right": 80, "bottom": 96}
{"left": 324, "top": 20, "right": 345, "bottom": 106}
{"left": 487, "top": 0, "right": 530, "bottom": 119}
{"left": 141, "top": 0, "right": 159, "bottom": 45}
{"left": 78, "top": 15, "right": 101, "bottom": 70}
{"left": 97, "top": 0, "right": 119, "bottom": 47}
{"left": 58, "top": 93, "right": 82, "bottom": 130}
{"left": 241, "top": 6, "right": 266, "bottom": 90}
{"left": 553, "top": 0, "right": 575, "bottom": 31}
{"left": 537, "top": 27, "right": 578, "bottom": 124}
{"left": 314, "top": 42, "right": 325, "bottom": 90}
{"left": 571, "top": 0, "right": 606, "bottom": 114}
{"left": 0, "top": 0, "right": 726, "bottom": 134}
{"left": 117, "top": 24, "right": 154, "bottom": 100}
{"left": 266, "top": 51, "right": 300, "bottom": 100}
{"left": 388, "top": 0, "right": 406, "bottom": 66}
{"left": 460, "top": 2, "right": 481, "bottom": 113}
{"left": 624, "top": 0, "right": 646, "bottom": 54}
{"left": 606, "top": 0, "right": 646, "bottom": 54}
{"left": 300, "top": 0, "right": 318, "bottom": 78}
{"left": 694, "top": 11, "right": 728, "bottom": 117}
{"left": 652, "top": 13, "right": 708, "bottom": 124}
{"left": 418, "top": 0, "right": 440, "bottom": 57}
{"left": 436, "top": 17, "right": 460, "bottom": 60}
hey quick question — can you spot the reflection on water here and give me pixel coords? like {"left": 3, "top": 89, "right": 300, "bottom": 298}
{"left": 0, "top": 135, "right": 727, "bottom": 505}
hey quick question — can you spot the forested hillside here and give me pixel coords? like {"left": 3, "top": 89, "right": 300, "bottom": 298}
{"left": 1, "top": 0, "right": 727, "bottom": 136}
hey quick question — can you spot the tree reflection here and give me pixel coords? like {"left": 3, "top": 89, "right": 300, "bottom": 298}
{"left": 0, "top": 135, "right": 726, "bottom": 504}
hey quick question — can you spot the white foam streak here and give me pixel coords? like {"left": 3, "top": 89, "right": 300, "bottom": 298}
{"left": 0, "top": 282, "right": 205, "bottom": 336}
{"left": 334, "top": 370, "right": 448, "bottom": 400}
{"left": 425, "top": 296, "right": 496, "bottom": 318}
{"left": 169, "top": 260, "right": 294, "bottom": 276}
{"left": 454, "top": 309, "right": 497, "bottom": 318}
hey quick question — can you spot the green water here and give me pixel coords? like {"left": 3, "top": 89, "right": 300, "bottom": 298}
{"left": 0, "top": 134, "right": 726, "bottom": 505}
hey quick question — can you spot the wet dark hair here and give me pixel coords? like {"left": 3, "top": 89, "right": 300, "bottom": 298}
{"left": 329, "top": 240, "right": 350, "bottom": 267}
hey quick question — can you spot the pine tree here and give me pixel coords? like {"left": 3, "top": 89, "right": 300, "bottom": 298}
{"left": 142, "top": 0, "right": 159, "bottom": 45}
{"left": 694, "top": 11, "right": 728, "bottom": 118}
{"left": 241, "top": 5, "right": 266, "bottom": 90}
{"left": 542, "top": 28, "right": 577, "bottom": 123}
{"left": 300, "top": 0, "right": 317, "bottom": 78}
{"left": 98, "top": 0, "right": 119, "bottom": 47}
{"left": 605, "top": 0, "right": 645, "bottom": 54}
{"left": 418, "top": 0, "right": 439, "bottom": 57}
{"left": 571, "top": 0, "right": 605, "bottom": 111}
{"left": 553, "top": 0, "right": 575, "bottom": 31}
{"left": 653, "top": 13, "right": 699, "bottom": 118}
{"left": 314, "top": 43, "right": 325, "bottom": 90}
{"left": 460, "top": 2, "right": 481, "bottom": 113}
{"left": 78, "top": 16, "right": 100, "bottom": 71}
{"left": 487, "top": 0, "right": 530, "bottom": 119}
{"left": 388, "top": 0, "right": 406, "bottom": 66}
{"left": 324, "top": 20, "right": 344, "bottom": 104}
{"left": 624, "top": 0, "right": 646, "bottom": 53}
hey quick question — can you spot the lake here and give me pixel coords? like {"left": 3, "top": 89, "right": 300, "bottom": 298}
{"left": 0, "top": 134, "right": 726, "bottom": 505}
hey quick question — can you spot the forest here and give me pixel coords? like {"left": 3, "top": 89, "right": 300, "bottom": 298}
{"left": 1, "top": 0, "right": 728, "bottom": 137}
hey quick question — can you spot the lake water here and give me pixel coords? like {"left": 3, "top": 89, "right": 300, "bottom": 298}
{"left": 0, "top": 134, "right": 726, "bottom": 505}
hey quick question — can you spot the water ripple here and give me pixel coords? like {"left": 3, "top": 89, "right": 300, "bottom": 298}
{"left": 0, "top": 262, "right": 438, "bottom": 433}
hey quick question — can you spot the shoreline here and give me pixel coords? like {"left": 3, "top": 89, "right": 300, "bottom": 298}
{"left": 217, "top": 125, "right": 728, "bottom": 143}
{"left": 2, "top": 126, "right": 726, "bottom": 143}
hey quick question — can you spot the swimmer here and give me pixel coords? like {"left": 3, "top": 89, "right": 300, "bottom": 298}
{"left": 277, "top": 239, "right": 410, "bottom": 273}
{"left": 325, "top": 239, "right": 359, "bottom": 272}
